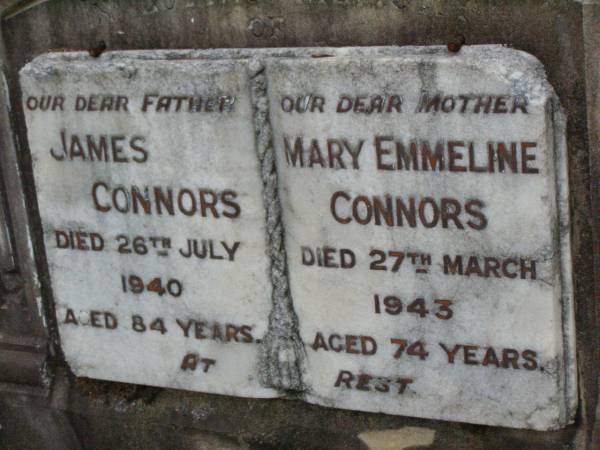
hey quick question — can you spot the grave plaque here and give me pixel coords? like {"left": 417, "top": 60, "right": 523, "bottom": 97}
{"left": 21, "top": 55, "right": 277, "bottom": 398}
{"left": 20, "top": 46, "right": 577, "bottom": 431}
{"left": 268, "top": 47, "right": 576, "bottom": 430}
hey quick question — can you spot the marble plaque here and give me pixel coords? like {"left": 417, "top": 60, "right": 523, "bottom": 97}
{"left": 21, "top": 46, "right": 576, "bottom": 431}
{"left": 21, "top": 56, "right": 277, "bottom": 398}
{"left": 267, "top": 47, "right": 576, "bottom": 430}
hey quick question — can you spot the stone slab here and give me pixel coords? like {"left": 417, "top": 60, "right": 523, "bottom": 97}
{"left": 20, "top": 56, "right": 277, "bottom": 398}
{"left": 267, "top": 46, "right": 576, "bottom": 430}
{"left": 20, "top": 46, "right": 577, "bottom": 431}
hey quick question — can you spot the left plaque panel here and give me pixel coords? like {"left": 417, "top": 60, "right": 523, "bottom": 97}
{"left": 20, "top": 53, "right": 277, "bottom": 398}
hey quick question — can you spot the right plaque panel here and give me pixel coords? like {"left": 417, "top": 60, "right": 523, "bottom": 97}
{"left": 267, "top": 46, "right": 576, "bottom": 430}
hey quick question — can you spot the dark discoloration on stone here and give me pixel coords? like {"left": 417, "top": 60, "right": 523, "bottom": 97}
{"left": 0, "top": 0, "right": 597, "bottom": 448}
{"left": 0, "top": 371, "right": 580, "bottom": 449}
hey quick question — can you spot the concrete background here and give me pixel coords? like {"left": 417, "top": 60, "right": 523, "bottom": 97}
{"left": 0, "top": 1, "right": 598, "bottom": 448}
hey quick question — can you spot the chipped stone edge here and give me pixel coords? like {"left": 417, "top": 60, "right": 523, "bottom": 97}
{"left": 21, "top": 45, "right": 545, "bottom": 69}
{"left": 550, "top": 96, "right": 578, "bottom": 427}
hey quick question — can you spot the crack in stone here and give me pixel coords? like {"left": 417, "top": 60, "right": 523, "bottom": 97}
{"left": 248, "top": 59, "right": 306, "bottom": 393}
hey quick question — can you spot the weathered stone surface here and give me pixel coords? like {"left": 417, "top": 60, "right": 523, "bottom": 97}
{"left": 20, "top": 55, "right": 277, "bottom": 398}
{"left": 20, "top": 46, "right": 577, "bottom": 431}
{"left": 267, "top": 46, "right": 576, "bottom": 430}
{"left": 0, "top": 0, "right": 597, "bottom": 448}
